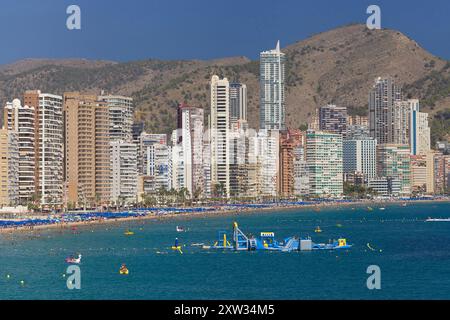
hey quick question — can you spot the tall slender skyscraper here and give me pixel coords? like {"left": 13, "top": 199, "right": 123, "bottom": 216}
{"left": 260, "top": 41, "right": 286, "bottom": 130}
{"left": 369, "top": 77, "right": 403, "bottom": 144}
{"left": 210, "top": 75, "right": 230, "bottom": 197}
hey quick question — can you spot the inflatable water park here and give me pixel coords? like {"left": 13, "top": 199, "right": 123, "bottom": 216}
{"left": 202, "top": 222, "right": 353, "bottom": 252}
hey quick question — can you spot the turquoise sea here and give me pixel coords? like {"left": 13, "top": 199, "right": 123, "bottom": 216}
{"left": 1, "top": 202, "right": 450, "bottom": 300}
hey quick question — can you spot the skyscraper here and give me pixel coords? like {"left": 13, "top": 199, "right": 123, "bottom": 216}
{"left": 260, "top": 41, "right": 286, "bottom": 130}
{"left": 369, "top": 77, "right": 403, "bottom": 144}
{"left": 24, "top": 90, "right": 64, "bottom": 207}
{"left": 306, "top": 131, "right": 343, "bottom": 198}
{"left": 63, "top": 92, "right": 111, "bottom": 207}
{"left": 210, "top": 75, "right": 230, "bottom": 197}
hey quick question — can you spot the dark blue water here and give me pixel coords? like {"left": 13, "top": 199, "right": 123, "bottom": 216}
{"left": 1, "top": 202, "right": 450, "bottom": 300}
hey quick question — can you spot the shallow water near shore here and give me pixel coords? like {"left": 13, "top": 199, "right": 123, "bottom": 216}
{"left": 1, "top": 202, "right": 450, "bottom": 299}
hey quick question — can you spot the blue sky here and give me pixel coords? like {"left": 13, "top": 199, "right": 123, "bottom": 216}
{"left": 0, "top": 0, "right": 449, "bottom": 64}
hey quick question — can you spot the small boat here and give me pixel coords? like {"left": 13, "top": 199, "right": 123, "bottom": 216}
{"left": 124, "top": 230, "right": 134, "bottom": 236}
{"left": 191, "top": 243, "right": 204, "bottom": 247}
{"left": 426, "top": 218, "right": 450, "bottom": 222}
{"left": 176, "top": 226, "right": 185, "bottom": 232}
{"left": 367, "top": 207, "right": 373, "bottom": 211}
{"left": 314, "top": 226, "right": 322, "bottom": 233}
{"left": 65, "top": 254, "right": 82, "bottom": 264}
{"left": 379, "top": 208, "right": 385, "bottom": 211}
{"left": 402, "top": 203, "right": 407, "bottom": 207}
{"left": 119, "top": 264, "right": 129, "bottom": 275}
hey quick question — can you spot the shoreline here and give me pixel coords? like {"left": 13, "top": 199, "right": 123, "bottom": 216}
{"left": 1, "top": 198, "right": 449, "bottom": 235}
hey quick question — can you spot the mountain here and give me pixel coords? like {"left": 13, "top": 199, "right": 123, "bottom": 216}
{"left": 0, "top": 23, "right": 449, "bottom": 141}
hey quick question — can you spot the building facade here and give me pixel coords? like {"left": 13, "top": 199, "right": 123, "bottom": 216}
{"left": 110, "top": 141, "right": 138, "bottom": 204}
{"left": 306, "top": 131, "right": 343, "bottom": 198}
{"left": 376, "top": 144, "right": 411, "bottom": 196}
{"left": 343, "top": 138, "right": 377, "bottom": 183}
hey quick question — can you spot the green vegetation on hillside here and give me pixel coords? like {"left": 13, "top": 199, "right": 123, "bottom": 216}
{"left": 431, "top": 109, "right": 450, "bottom": 144}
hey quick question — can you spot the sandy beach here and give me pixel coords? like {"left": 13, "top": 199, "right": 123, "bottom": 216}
{"left": 1, "top": 198, "right": 449, "bottom": 235}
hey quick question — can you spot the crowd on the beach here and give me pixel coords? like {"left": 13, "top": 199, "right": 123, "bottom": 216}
{"left": 0, "top": 197, "right": 448, "bottom": 232}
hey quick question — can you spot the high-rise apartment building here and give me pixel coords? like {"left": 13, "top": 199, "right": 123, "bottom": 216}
{"left": 178, "top": 105, "right": 204, "bottom": 196}
{"left": 229, "top": 83, "right": 247, "bottom": 125}
{"left": 433, "top": 153, "right": 450, "bottom": 194}
{"left": 409, "top": 100, "right": 431, "bottom": 155}
{"left": 229, "top": 120, "right": 257, "bottom": 198}
{"left": 347, "top": 115, "right": 368, "bottom": 126}
{"left": 343, "top": 138, "right": 377, "bottom": 183}
{"left": 139, "top": 135, "right": 171, "bottom": 194}
{"left": 306, "top": 131, "right": 343, "bottom": 198}
{"left": 279, "top": 130, "right": 303, "bottom": 197}
{"left": 260, "top": 41, "right": 286, "bottom": 130}
{"left": 319, "top": 104, "right": 348, "bottom": 136}
{"left": 376, "top": 144, "right": 411, "bottom": 196}
{"left": 0, "top": 128, "right": 19, "bottom": 206}
{"left": 410, "top": 154, "right": 434, "bottom": 193}
{"left": 345, "top": 125, "right": 370, "bottom": 140}
{"left": 24, "top": 90, "right": 64, "bottom": 207}
{"left": 139, "top": 133, "right": 168, "bottom": 175}
{"left": 110, "top": 141, "right": 138, "bottom": 204}
{"left": 63, "top": 92, "right": 111, "bottom": 207}
{"left": 3, "top": 100, "right": 36, "bottom": 203}
{"left": 99, "top": 95, "right": 134, "bottom": 142}
{"left": 256, "top": 129, "right": 279, "bottom": 197}
{"left": 210, "top": 75, "right": 230, "bottom": 197}
{"left": 369, "top": 77, "right": 403, "bottom": 144}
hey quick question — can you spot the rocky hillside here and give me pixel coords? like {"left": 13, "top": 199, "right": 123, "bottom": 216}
{"left": 0, "top": 23, "right": 449, "bottom": 140}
